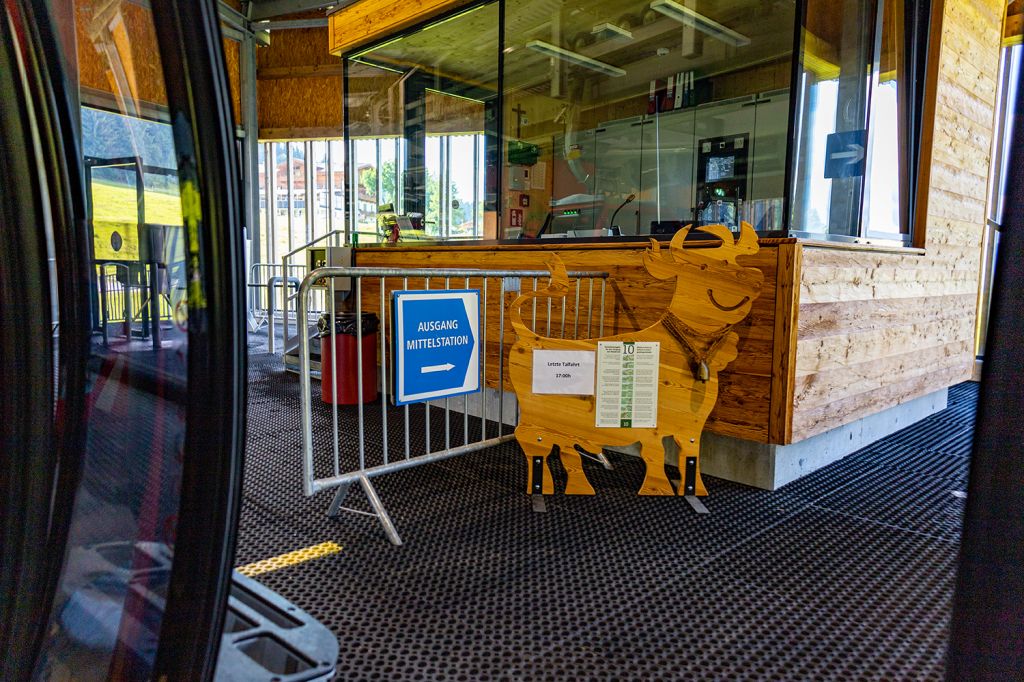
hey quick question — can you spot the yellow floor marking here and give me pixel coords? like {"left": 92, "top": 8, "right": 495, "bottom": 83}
{"left": 236, "top": 541, "right": 342, "bottom": 577}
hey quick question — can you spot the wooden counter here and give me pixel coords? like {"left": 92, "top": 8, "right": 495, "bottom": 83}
{"left": 353, "top": 238, "right": 801, "bottom": 445}
{"left": 352, "top": 225, "right": 983, "bottom": 450}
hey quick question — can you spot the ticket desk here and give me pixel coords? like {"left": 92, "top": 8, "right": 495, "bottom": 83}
{"left": 350, "top": 234, "right": 970, "bottom": 490}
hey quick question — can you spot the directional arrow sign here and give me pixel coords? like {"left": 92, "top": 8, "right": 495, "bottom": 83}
{"left": 393, "top": 289, "right": 480, "bottom": 405}
{"left": 824, "top": 129, "right": 867, "bottom": 179}
{"left": 421, "top": 363, "right": 455, "bottom": 374}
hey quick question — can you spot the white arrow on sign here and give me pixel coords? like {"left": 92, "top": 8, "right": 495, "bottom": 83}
{"left": 830, "top": 143, "right": 865, "bottom": 164}
{"left": 421, "top": 363, "right": 456, "bottom": 374}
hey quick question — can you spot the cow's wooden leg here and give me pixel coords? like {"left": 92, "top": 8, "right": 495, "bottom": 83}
{"left": 637, "top": 437, "right": 676, "bottom": 496}
{"left": 516, "top": 425, "right": 555, "bottom": 496}
{"left": 559, "top": 444, "right": 595, "bottom": 496}
{"left": 674, "top": 435, "right": 708, "bottom": 497}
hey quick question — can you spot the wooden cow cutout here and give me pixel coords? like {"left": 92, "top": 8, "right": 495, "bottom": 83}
{"left": 508, "top": 223, "right": 764, "bottom": 497}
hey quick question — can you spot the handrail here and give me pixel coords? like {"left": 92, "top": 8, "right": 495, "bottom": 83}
{"left": 280, "top": 230, "right": 347, "bottom": 353}
{"left": 299, "top": 267, "right": 609, "bottom": 285}
{"left": 282, "top": 229, "right": 346, "bottom": 261}
{"left": 248, "top": 261, "right": 306, "bottom": 286}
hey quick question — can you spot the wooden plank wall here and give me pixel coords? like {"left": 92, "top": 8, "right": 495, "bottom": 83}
{"left": 328, "top": 0, "right": 473, "bottom": 56}
{"left": 790, "top": 0, "right": 1004, "bottom": 442}
{"left": 353, "top": 240, "right": 796, "bottom": 443}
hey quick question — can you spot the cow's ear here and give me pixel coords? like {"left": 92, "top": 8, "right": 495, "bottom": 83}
{"left": 545, "top": 255, "right": 570, "bottom": 293}
{"left": 642, "top": 247, "right": 680, "bottom": 281}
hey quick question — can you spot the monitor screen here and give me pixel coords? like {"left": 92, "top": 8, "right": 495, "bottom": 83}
{"left": 706, "top": 155, "right": 735, "bottom": 182}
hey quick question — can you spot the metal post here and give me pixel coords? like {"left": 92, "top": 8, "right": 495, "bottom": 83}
{"left": 464, "top": 275, "right": 470, "bottom": 445}
{"left": 327, "top": 140, "right": 334, "bottom": 234}
{"left": 267, "top": 142, "right": 277, "bottom": 263}
{"left": 360, "top": 475, "right": 402, "bottom": 546}
{"left": 241, "top": 31, "right": 260, "bottom": 318}
{"left": 299, "top": 273, "right": 316, "bottom": 497}
{"left": 305, "top": 140, "right": 314, "bottom": 243}
{"left": 573, "top": 278, "right": 581, "bottom": 340}
{"left": 444, "top": 277, "right": 451, "bottom": 450}
{"left": 380, "top": 277, "right": 389, "bottom": 466}
{"left": 329, "top": 276, "right": 340, "bottom": 477}
{"left": 286, "top": 142, "right": 294, "bottom": 251}
{"left": 481, "top": 277, "right": 488, "bottom": 440}
{"left": 498, "top": 277, "right": 505, "bottom": 435}
{"left": 424, "top": 276, "right": 431, "bottom": 454}
{"left": 587, "top": 278, "right": 594, "bottom": 338}
{"left": 356, "top": 277, "right": 365, "bottom": 469}
{"left": 403, "top": 276, "right": 410, "bottom": 460}
{"left": 98, "top": 264, "right": 109, "bottom": 345}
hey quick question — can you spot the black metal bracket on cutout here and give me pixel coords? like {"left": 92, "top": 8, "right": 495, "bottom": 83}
{"left": 531, "top": 456, "right": 546, "bottom": 495}
{"left": 683, "top": 456, "right": 697, "bottom": 496}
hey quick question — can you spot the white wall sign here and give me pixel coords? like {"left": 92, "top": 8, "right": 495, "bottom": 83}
{"left": 595, "top": 341, "right": 660, "bottom": 428}
{"left": 531, "top": 350, "right": 596, "bottom": 395}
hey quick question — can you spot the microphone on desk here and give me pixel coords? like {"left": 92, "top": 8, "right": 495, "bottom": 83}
{"left": 609, "top": 194, "right": 636, "bottom": 232}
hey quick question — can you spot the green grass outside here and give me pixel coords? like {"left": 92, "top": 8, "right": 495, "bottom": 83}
{"left": 91, "top": 180, "right": 183, "bottom": 225}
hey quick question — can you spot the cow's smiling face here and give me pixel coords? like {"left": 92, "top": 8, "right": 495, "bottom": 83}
{"left": 643, "top": 223, "right": 764, "bottom": 328}
{"left": 686, "top": 257, "right": 763, "bottom": 326}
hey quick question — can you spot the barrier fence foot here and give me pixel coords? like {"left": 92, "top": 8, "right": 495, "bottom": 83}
{"left": 684, "top": 495, "right": 710, "bottom": 515}
{"left": 327, "top": 482, "right": 353, "bottom": 518}
{"left": 531, "top": 494, "right": 547, "bottom": 513}
{"left": 360, "top": 476, "right": 403, "bottom": 546}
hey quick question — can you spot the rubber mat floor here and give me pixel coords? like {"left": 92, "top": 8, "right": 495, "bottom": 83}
{"left": 238, "top": 347, "right": 977, "bottom": 681}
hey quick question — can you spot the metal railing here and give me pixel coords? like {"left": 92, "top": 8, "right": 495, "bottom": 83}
{"left": 95, "top": 263, "right": 172, "bottom": 347}
{"left": 248, "top": 262, "right": 306, "bottom": 332}
{"left": 278, "top": 230, "right": 345, "bottom": 355}
{"left": 297, "top": 266, "right": 609, "bottom": 545}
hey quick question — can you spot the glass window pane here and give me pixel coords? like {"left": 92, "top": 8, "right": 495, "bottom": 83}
{"left": 354, "top": 138, "right": 379, "bottom": 240}
{"left": 449, "top": 134, "right": 477, "bottom": 237}
{"left": 312, "top": 140, "right": 329, "bottom": 238}
{"left": 346, "top": 3, "right": 499, "bottom": 238}
{"left": 332, "top": 139, "right": 345, "bottom": 232}
{"left": 791, "top": 0, "right": 919, "bottom": 243}
{"left": 258, "top": 143, "right": 269, "bottom": 263}
{"left": 40, "top": 1, "right": 200, "bottom": 675}
{"left": 425, "top": 135, "right": 442, "bottom": 236}
{"left": 502, "top": 0, "right": 794, "bottom": 237}
{"left": 379, "top": 137, "right": 398, "bottom": 207}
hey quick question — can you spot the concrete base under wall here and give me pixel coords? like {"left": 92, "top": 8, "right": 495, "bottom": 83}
{"left": 699, "top": 388, "right": 949, "bottom": 491}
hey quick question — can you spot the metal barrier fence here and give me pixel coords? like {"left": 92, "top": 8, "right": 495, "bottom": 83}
{"left": 297, "top": 266, "right": 609, "bottom": 545}
{"left": 248, "top": 262, "right": 306, "bottom": 332}
{"left": 96, "top": 264, "right": 173, "bottom": 325}
{"left": 277, "top": 230, "right": 345, "bottom": 355}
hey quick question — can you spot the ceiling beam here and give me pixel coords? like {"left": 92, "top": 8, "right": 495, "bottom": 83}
{"left": 248, "top": 0, "right": 347, "bottom": 21}
{"left": 256, "top": 17, "right": 329, "bottom": 29}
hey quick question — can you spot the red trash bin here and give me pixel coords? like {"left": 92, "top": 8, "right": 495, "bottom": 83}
{"left": 318, "top": 312, "right": 379, "bottom": 405}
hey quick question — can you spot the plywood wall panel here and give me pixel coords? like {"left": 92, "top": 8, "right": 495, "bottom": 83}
{"left": 258, "top": 75, "right": 343, "bottom": 138}
{"left": 76, "top": 0, "right": 169, "bottom": 108}
{"left": 256, "top": 26, "right": 344, "bottom": 138}
{"left": 790, "top": 0, "right": 1004, "bottom": 441}
{"left": 223, "top": 37, "right": 242, "bottom": 127}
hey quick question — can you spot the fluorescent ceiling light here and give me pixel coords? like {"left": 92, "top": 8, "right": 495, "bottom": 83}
{"left": 525, "top": 40, "right": 626, "bottom": 77}
{"left": 649, "top": 0, "right": 751, "bottom": 47}
{"left": 591, "top": 22, "right": 633, "bottom": 40}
